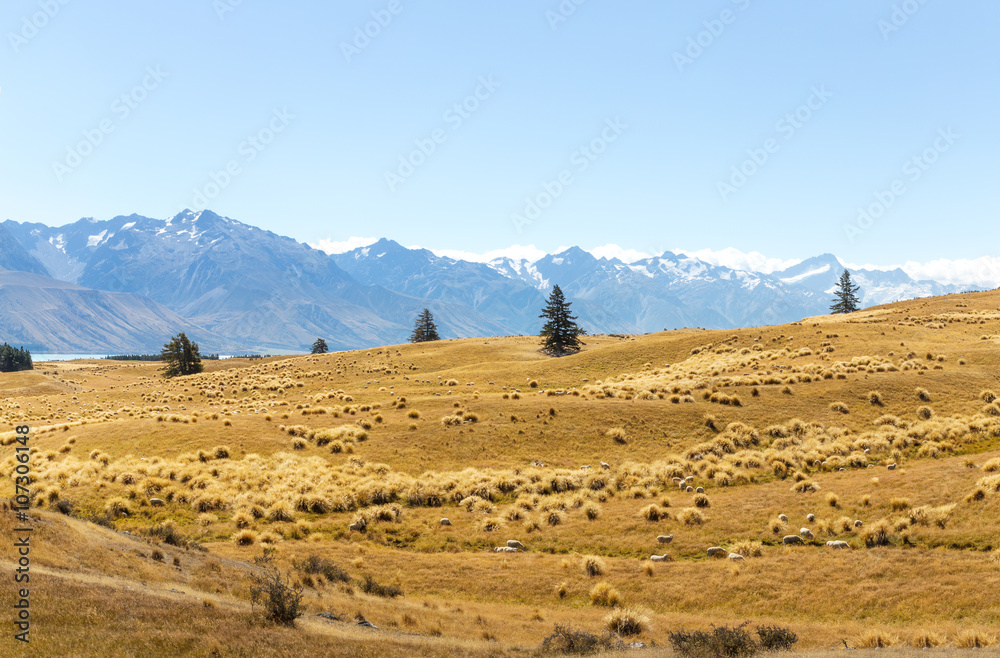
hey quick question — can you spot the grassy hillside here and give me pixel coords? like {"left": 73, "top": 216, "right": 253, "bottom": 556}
{"left": 3, "top": 290, "right": 1000, "bottom": 655}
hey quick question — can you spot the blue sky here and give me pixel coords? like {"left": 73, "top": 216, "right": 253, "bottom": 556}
{"left": 2, "top": 1, "right": 997, "bottom": 274}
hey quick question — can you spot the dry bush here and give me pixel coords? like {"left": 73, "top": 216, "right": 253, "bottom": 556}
{"left": 890, "top": 497, "right": 911, "bottom": 511}
{"left": 731, "top": 540, "right": 763, "bottom": 558}
{"left": 233, "top": 529, "right": 258, "bottom": 546}
{"left": 826, "top": 493, "right": 839, "bottom": 508}
{"left": 693, "top": 493, "right": 710, "bottom": 508}
{"left": 982, "top": 458, "right": 1000, "bottom": 473}
{"left": 915, "top": 388, "right": 932, "bottom": 402}
{"left": 583, "top": 502, "right": 601, "bottom": 520}
{"left": 917, "top": 405, "right": 934, "bottom": 420}
{"left": 862, "top": 520, "right": 892, "bottom": 548}
{"left": 856, "top": 630, "right": 900, "bottom": 648}
{"left": 639, "top": 504, "right": 665, "bottom": 522}
{"left": 955, "top": 631, "right": 996, "bottom": 648}
{"left": 589, "top": 582, "right": 622, "bottom": 607}
{"left": 868, "top": 391, "right": 884, "bottom": 406}
{"left": 606, "top": 427, "right": 628, "bottom": 444}
{"left": 910, "top": 631, "right": 946, "bottom": 648}
{"left": 830, "top": 401, "right": 850, "bottom": 414}
{"left": 790, "top": 481, "right": 819, "bottom": 493}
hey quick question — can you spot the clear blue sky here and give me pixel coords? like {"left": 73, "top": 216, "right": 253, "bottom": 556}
{"left": 1, "top": 0, "right": 997, "bottom": 267}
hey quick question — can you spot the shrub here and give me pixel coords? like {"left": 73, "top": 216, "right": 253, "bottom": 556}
{"left": 360, "top": 574, "right": 402, "bottom": 598}
{"left": 293, "top": 555, "right": 350, "bottom": 583}
{"left": 582, "top": 556, "right": 605, "bottom": 577}
{"left": 605, "top": 606, "right": 650, "bottom": 636}
{"left": 756, "top": 625, "right": 797, "bottom": 651}
{"left": 668, "top": 622, "right": 759, "bottom": 658}
{"left": 589, "top": 581, "right": 622, "bottom": 607}
{"left": 539, "top": 624, "right": 625, "bottom": 654}
{"left": 249, "top": 568, "right": 304, "bottom": 626}
{"left": 862, "top": 520, "right": 892, "bottom": 548}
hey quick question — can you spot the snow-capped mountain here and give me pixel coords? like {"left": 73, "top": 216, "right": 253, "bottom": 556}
{"left": 0, "top": 211, "right": 980, "bottom": 352}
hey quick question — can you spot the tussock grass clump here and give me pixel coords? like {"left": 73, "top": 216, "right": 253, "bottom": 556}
{"left": 639, "top": 504, "right": 666, "bottom": 522}
{"left": 890, "top": 497, "right": 911, "bottom": 511}
{"left": 982, "top": 457, "right": 1000, "bottom": 473}
{"left": 917, "top": 405, "right": 934, "bottom": 419}
{"left": 233, "top": 529, "right": 258, "bottom": 546}
{"left": 677, "top": 507, "right": 704, "bottom": 525}
{"left": 826, "top": 493, "right": 839, "bottom": 508}
{"left": 955, "top": 630, "right": 997, "bottom": 648}
{"left": 104, "top": 497, "right": 132, "bottom": 518}
{"left": 605, "top": 606, "right": 650, "bottom": 636}
{"left": 668, "top": 622, "right": 764, "bottom": 658}
{"left": 862, "top": 520, "right": 892, "bottom": 547}
{"left": 606, "top": 427, "right": 628, "bottom": 444}
{"left": 693, "top": 493, "right": 710, "bottom": 508}
{"left": 910, "top": 631, "right": 946, "bottom": 648}
{"left": 790, "top": 480, "right": 820, "bottom": 493}
{"left": 855, "top": 630, "right": 900, "bottom": 648}
{"left": 582, "top": 556, "right": 605, "bottom": 578}
{"left": 540, "top": 625, "right": 624, "bottom": 654}
{"left": 981, "top": 389, "right": 998, "bottom": 404}
{"left": 830, "top": 401, "right": 850, "bottom": 414}
{"left": 583, "top": 502, "right": 601, "bottom": 520}
{"left": 868, "top": 391, "right": 884, "bottom": 406}
{"left": 360, "top": 574, "right": 403, "bottom": 598}
{"left": 916, "top": 388, "right": 932, "bottom": 402}
{"left": 589, "top": 582, "right": 622, "bottom": 607}
{"left": 731, "top": 540, "right": 763, "bottom": 558}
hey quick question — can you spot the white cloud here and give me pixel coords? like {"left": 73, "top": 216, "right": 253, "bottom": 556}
{"left": 587, "top": 244, "right": 652, "bottom": 263}
{"left": 311, "top": 236, "right": 378, "bottom": 254}
{"left": 901, "top": 257, "right": 1000, "bottom": 289}
{"left": 677, "top": 247, "right": 801, "bottom": 273}
{"left": 418, "top": 244, "right": 549, "bottom": 264}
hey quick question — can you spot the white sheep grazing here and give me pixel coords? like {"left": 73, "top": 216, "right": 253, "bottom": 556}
{"left": 580, "top": 465, "right": 592, "bottom": 470}
{"left": 854, "top": 520, "right": 863, "bottom": 528}
{"left": 782, "top": 535, "right": 804, "bottom": 545}
{"left": 728, "top": 553, "right": 746, "bottom": 562}
{"left": 656, "top": 534, "right": 674, "bottom": 544}
{"left": 685, "top": 476, "right": 694, "bottom": 483}
{"left": 149, "top": 498, "right": 165, "bottom": 507}
{"left": 826, "top": 540, "right": 850, "bottom": 549}
{"left": 806, "top": 513, "right": 815, "bottom": 522}
{"left": 707, "top": 547, "right": 726, "bottom": 558}
{"left": 493, "top": 546, "right": 517, "bottom": 553}
{"left": 800, "top": 528, "right": 814, "bottom": 539}
{"left": 887, "top": 463, "right": 897, "bottom": 470}
{"left": 695, "top": 487, "right": 705, "bottom": 494}
{"left": 600, "top": 462, "right": 610, "bottom": 470}
{"left": 672, "top": 477, "right": 683, "bottom": 483}
{"left": 506, "top": 540, "right": 525, "bottom": 551}
{"left": 348, "top": 523, "right": 361, "bottom": 532}
{"left": 650, "top": 554, "right": 670, "bottom": 562}
{"left": 440, "top": 518, "right": 452, "bottom": 526}
{"left": 778, "top": 514, "right": 788, "bottom": 523}
{"left": 679, "top": 482, "right": 686, "bottom": 490}
{"left": 685, "top": 486, "right": 694, "bottom": 493}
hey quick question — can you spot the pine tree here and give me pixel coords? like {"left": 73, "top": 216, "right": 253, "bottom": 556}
{"left": 161, "top": 333, "right": 204, "bottom": 378}
{"left": 409, "top": 309, "right": 440, "bottom": 343}
{"left": 0, "top": 343, "right": 32, "bottom": 372}
{"left": 830, "top": 269, "right": 861, "bottom": 314}
{"left": 311, "top": 338, "right": 329, "bottom": 354}
{"left": 539, "top": 284, "right": 585, "bottom": 354}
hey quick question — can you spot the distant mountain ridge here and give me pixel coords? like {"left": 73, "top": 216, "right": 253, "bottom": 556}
{"left": 0, "top": 211, "right": 973, "bottom": 352}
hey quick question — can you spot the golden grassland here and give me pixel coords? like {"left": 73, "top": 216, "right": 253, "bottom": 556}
{"left": 2, "top": 290, "right": 1000, "bottom": 655}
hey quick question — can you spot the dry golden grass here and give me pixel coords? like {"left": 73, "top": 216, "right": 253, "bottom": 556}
{"left": 5, "top": 290, "right": 1000, "bottom": 653}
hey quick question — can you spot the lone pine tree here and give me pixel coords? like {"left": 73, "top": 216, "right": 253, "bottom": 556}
{"left": 830, "top": 269, "right": 861, "bottom": 314}
{"left": 409, "top": 308, "right": 440, "bottom": 343}
{"left": 161, "top": 332, "right": 204, "bottom": 378}
{"left": 539, "top": 284, "right": 584, "bottom": 354}
{"left": 311, "top": 338, "right": 329, "bottom": 354}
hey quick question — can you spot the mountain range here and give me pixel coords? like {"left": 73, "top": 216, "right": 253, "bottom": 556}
{"left": 0, "top": 210, "right": 973, "bottom": 353}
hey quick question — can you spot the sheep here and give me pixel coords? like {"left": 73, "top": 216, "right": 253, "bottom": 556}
{"left": 707, "top": 547, "right": 726, "bottom": 558}
{"left": 887, "top": 463, "right": 897, "bottom": 470}
{"left": 493, "top": 546, "right": 518, "bottom": 553}
{"left": 440, "top": 518, "right": 452, "bottom": 526}
{"left": 506, "top": 540, "right": 525, "bottom": 551}
{"left": 672, "top": 477, "right": 682, "bottom": 483}
{"left": 826, "top": 540, "right": 850, "bottom": 549}
{"left": 348, "top": 523, "right": 361, "bottom": 532}
{"left": 685, "top": 476, "right": 694, "bottom": 483}
{"left": 695, "top": 486, "right": 705, "bottom": 494}
{"left": 863, "top": 448, "right": 870, "bottom": 454}
{"left": 778, "top": 514, "right": 788, "bottom": 523}
{"left": 650, "top": 554, "right": 670, "bottom": 562}
{"left": 685, "top": 486, "right": 694, "bottom": 493}
{"left": 656, "top": 535, "right": 673, "bottom": 544}
{"left": 149, "top": 498, "right": 165, "bottom": 507}
{"left": 600, "top": 462, "right": 610, "bottom": 470}
{"left": 728, "top": 553, "right": 746, "bottom": 562}
{"left": 580, "top": 465, "right": 592, "bottom": 470}
{"left": 782, "top": 535, "right": 804, "bottom": 545}
{"left": 800, "top": 528, "right": 814, "bottom": 539}
{"left": 678, "top": 482, "right": 686, "bottom": 490}
{"left": 854, "top": 520, "right": 863, "bottom": 528}
{"left": 806, "top": 513, "right": 815, "bottom": 522}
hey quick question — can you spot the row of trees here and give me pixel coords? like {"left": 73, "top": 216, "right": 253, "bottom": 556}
{"left": 158, "top": 271, "right": 862, "bottom": 378}
{"left": 0, "top": 343, "right": 33, "bottom": 372}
